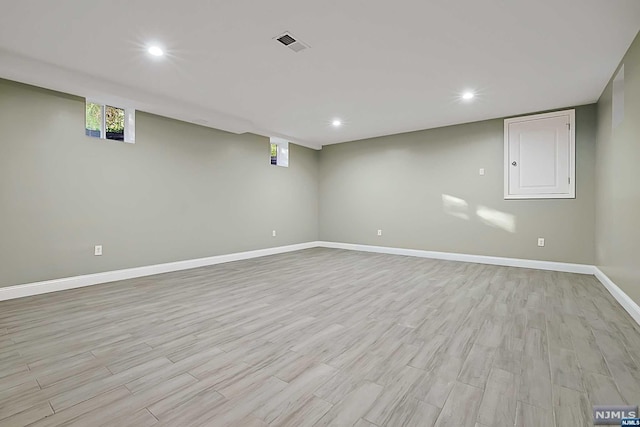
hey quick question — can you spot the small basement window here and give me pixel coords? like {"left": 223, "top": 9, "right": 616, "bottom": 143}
{"left": 271, "top": 143, "right": 278, "bottom": 165}
{"left": 270, "top": 137, "right": 289, "bottom": 167}
{"left": 85, "top": 100, "right": 135, "bottom": 143}
{"left": 105, "top": 105, "right": 125, "bottom": 141}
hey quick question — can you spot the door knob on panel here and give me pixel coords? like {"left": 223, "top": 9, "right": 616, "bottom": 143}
{"left": 512, "top": 161, "right": 517, "bottom": 166}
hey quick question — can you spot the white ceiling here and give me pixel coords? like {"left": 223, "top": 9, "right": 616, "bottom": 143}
{"left": 0, "top": 0, "right": 639, "bottom": 149}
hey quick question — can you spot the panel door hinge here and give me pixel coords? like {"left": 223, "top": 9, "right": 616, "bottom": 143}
{"left": 568, "top": 177, "right": 571, "bottom": 184}
{"left": 567, "top": 123, "right": 571, "bottom": 130}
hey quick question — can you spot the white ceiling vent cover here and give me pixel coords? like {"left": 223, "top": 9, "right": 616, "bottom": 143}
{"left": 275, "top": 32, "right": 310, "bottom": 53}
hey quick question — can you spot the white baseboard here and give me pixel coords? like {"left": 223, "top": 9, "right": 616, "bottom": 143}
{"left": 318, "top": 241, "right": 639, "bottom": 327}
{"left": 2, "top": 240, "right": 638, "bottom": 329}
{"left": 0, "top": 241, "right": 320, "bottom": 302}
{"left": 593, "top": 267, "right": 640, "bottom": 326}
{"left": 317, "top": 241, "right": 594, "bottom": 274}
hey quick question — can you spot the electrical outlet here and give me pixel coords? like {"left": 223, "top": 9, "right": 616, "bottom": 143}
{"left": 272, "top": 230, "right": 276, "bottom": 237}
{"left": 94, "top": 245, "right": 103, "bottom": 256}
{"left": 537, "top": 238, "right": 545, "bottom": 247}
{"left": 479, "top": 168, "right": 485, "bottom": 176}
{"left": 377, "top": 229, "right": 382, "bottom": 236}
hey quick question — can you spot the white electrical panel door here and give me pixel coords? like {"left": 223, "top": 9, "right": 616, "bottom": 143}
{"left": 504, "top": 110, "right": 575, "bottom": 199}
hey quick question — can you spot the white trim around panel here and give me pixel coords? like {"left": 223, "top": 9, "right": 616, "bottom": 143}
{"left": 504, "top": 109, "right": 576, "bottom": 200}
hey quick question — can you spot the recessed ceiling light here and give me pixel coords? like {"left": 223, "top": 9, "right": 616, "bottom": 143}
{"left": 332, "top": 119, "right": 342, "bottom": 127}
{"left": 148, "top": 46, "right": 164, "bottom": 57}
{"left": 462, "top": 91, "right": 475, "bottom": 100}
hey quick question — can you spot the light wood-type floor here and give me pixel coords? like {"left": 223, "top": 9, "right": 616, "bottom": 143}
{"left": 1, "top": 248, "right": 640, "bottom": 426}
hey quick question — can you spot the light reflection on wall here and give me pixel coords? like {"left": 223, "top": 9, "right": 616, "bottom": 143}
{"left": 476, "top": 205, "right": 516, "bottom": 233}
{"left": 442, "top": 194, "right": 469, "bottom": 220}
{"left": 441, "top": 194, "right": 517, "bottom": 233}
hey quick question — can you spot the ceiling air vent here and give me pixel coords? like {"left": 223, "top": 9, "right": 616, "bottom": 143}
{"left": 274, "top": 32, "right": 309, "bottom": 53}
{"left": 277, "top": 34, "right": 296, "bottom": 46}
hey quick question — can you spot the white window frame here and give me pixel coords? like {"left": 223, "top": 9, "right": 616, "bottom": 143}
{"left": 270, "top": 137, "right": 289, "bottom": 167}
{"left": 85, "top": 99, "right": 136, "bottom": 144}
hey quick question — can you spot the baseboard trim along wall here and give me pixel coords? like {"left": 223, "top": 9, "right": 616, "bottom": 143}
{"left": 0, "top": 242, "right": 319, "bottom": 302}
{"left": 316, "top": 241, "right": 640, "bottom": 326}
{"left": 317, "top": 241, "right": 594, "bottom": 274}
{"left": 1, "top": 240, "right": 639, "bottom": 328}
{"left": 593, "top": 267, "right": 640, "bottom": 326}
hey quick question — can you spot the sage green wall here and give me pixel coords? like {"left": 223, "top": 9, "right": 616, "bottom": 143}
{"left": 595, "top": 32, "right": 640, "bottom": 305}
{"left": 0, "top": 78, "right": 605, "bottom": 289}
{"left": 0, "top": 79, "right": 318, "bottom": 288}
{"left": 319, "top": 105, "right": 597, "bottom": 265}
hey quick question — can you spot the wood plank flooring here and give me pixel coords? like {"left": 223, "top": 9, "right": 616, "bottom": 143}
{"left": 1, "top": 248, "right": 640, "bottom": 426}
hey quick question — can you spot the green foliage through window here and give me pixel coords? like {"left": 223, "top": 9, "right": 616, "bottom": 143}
{"left": 85, "top": 102, "right": 102, "bottom": 132}
{"left": 86, "top": 102, "right": 125, "bottom": 140}
{"left": 105, "top": 106, "right": 125, "bottom": 133}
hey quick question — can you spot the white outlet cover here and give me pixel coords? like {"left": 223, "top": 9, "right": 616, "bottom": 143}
{"left": 94, "top": 245, "right": 103, "bottom": 256}
{"left": 479, "top": 168, "right": 485, "bottom": 176}
{"left": 272, "top": 230, "right": 276, "bottom": 237}
{"left": 537, "top": 238, "right": 545, "bottom": 247}
{"left": 377, "top": 230, "right": 382, "bottom": 236}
